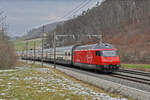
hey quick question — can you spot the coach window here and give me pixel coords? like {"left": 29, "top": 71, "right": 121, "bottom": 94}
{"left": 65, "top": 52, "right": 67, "bottom": 56}
{"left": 68, "top": 52, "right": 70, "bottom": 56}
{"left": 96, "top": 51, "right": 101, "bottom": 56}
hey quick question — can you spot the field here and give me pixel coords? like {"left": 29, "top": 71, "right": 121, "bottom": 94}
{"left": 0, "top": 62, "right": 128, "bottom": 100}
{"left": 122, "top": 64, "right": 150, "bottom": 71}
{"left": 13, "top": 38, "right": 42, "bottom": 51}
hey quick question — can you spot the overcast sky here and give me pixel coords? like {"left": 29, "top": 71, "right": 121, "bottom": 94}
{"left": 0, "top": 0, "right": 102, "bottom": 37}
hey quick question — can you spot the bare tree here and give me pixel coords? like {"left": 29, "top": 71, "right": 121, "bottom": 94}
{"left": 0, "top": 10, "right": 16, "bottom": 69}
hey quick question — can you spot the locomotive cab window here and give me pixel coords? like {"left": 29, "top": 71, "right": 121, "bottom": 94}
{"left": 96, "top": 51, "right": 101, "bottom": 56}
{"left": 102, "top": 50, "right": 117, "bottom": 57}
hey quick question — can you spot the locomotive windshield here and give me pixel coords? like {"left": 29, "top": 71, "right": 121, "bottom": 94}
{"left": 102, "top": 50, "right": 117, "bottom": 57}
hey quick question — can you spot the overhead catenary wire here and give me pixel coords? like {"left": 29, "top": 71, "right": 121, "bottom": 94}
{"left": 31, "top": 0, "right": 90, "bottom": 29}
{"left": 60, "top": 0, "right": 92, "bottom": 20}
{"left": 65, "top": 0, "right": 93, "bottom": 19}
{"left": 32, "top": 0, "right": 100, "bottom": 29}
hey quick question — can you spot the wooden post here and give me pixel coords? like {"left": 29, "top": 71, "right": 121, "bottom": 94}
{"left": 41, "top": 25, "right": 45, "bottom": 68}
{"left": 26, "top": 41, "right": 28, "bottom": 64}
{"left": 53, "top": 32, "right": 56, "bottom": 69}
{"left": 100, "top": 34, "right": 102, "bottom": 44}
{"left": 21, "top": 49, "right": 23, "bottom": 59}
{"left": 34, "top": 41, "right": 36, "bottom": 64}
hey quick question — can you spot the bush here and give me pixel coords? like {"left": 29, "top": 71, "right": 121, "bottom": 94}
{"left": 0, "top": 30, "right": 16, "bottom": 69}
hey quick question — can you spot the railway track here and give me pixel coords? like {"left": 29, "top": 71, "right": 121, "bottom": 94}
{"left": 111, "top": 73, "right": 150, "bottom": 85}
{"left": 112, "top": 69, "right": 150, "bottom": 85}
{"left": 119, "top": 68, "right": 150, "bottom": 77}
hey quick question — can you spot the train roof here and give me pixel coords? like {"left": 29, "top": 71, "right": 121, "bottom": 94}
{"left": 41, "top": 43, "right": 115, "bottom": 51}
{"left": 56, "top": 45, "right": 74, "bottom": 49}
{"left": 74, "top": 43, "right": 115, "bottom": 51}
{"left": 20, "top": 43, "right": 115, "bottom": 52}
{"left": 42, "top": 45, "right": 75, "bottom": 52}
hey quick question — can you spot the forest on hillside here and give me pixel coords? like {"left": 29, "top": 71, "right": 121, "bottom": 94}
{"left": 0, "top": 11, "right": 16, "bottom": 69}
{"left": 46, "top": 0, "right": 150, "bottom": 63}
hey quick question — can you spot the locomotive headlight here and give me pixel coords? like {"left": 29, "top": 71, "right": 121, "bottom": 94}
{"left": 116, "top": 65, "right": 120, "bottom": 67}
{"left": 104, "top": 65, "right": 108, "bottom": 68}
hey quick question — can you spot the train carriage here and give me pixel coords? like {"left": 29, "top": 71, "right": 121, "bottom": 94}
{"left": 43, "top": 49, "right": 50, "bottom": 61}
{"left": 55, "top": 46, "right": 74, "bottom": 65}
{"left": 22, "top": 51, "right": 27, "bottom": 60}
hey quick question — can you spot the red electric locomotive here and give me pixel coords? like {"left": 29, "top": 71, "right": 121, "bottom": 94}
{"left": 73, "top": 43, "right": 120, "bottom": 72}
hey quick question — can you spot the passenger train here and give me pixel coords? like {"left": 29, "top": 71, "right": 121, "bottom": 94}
{"left": 18, "top": 43, "right": 120, "bottom": 72}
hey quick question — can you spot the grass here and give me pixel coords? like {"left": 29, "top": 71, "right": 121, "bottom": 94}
{"left": 13, "top": 38, "right": 42, "bottom": 51}
{"left": 121, "top": 64, "right": 150, "bottom": 71}
{"left": 0, "top": 62, "right": 129, "bottom": 100}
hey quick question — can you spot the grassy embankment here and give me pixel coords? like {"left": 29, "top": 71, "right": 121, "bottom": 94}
{"left": 121, "top": 64, "right": 150, "bottom": 71}
{"left": 13, "top": 38, "right": 42, "bottom": 51}
{"left": 0, "top": 62, "right": 129, "bottom": 100}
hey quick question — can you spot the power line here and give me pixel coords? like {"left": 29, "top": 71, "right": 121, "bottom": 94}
{"left": 33, "top": 0, "right": 90, "bottom": 29}
{"left": 36, "top": 0, "right": 99, "bottom": 29}
{"left": 66, "top": 0, "right": 92, "bottom": 19}
{"left": 50, "top": 0, "right": 93, "bottom": 23}
{"left": 60, "top": 0, "right": 90, "bottom": 20}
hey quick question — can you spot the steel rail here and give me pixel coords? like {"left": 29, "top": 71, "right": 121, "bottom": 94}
{"left": 119, "top": 68, "right": 150, "bottom": 77}
{"left": 111, "top": 73, "right": 150, "bottom": 85}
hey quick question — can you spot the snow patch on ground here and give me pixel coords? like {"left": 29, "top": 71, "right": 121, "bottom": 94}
{"left": 0, "top": 70, "right": 16, "bottom": 72}
{"left": 0, "top": 65, "right": 128, "bottom": 100}
{"left": 35, "top": 68, "right": 127, "bottom": 100}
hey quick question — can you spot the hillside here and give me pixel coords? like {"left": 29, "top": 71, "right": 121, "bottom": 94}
{"left": 23, "top": 21, "right": 63, "bottom": 40}
{"left": 45, "top": 0, "right": 150, "bottom": 63}
{"left": 13, "top": 38, "right": 42, "bottom": 51}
